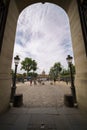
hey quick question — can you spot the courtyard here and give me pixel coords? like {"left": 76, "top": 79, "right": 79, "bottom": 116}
{"left": 0, "top": 81, "right": 87, "bottom": 130}
{"left": 16, "top": 81, "right": 71, "bottom": 108}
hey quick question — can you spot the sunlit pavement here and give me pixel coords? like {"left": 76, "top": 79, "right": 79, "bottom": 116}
{"left": 0, "top": 81, "right": 87, "bottom": 130}
{"left": 16, "top": 81, "right": 71, "bottom": 108}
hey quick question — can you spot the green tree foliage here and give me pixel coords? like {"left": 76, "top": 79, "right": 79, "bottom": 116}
{"left": 28, "top": 72, "right": 38, "bottom": 78}
{"left": 60, "top": 64, "right": 76, "bottom": 82}
{"left": 31, "top": 60, "right": 37, "bottom": 79}
{"left": 31, "top": 60, "right": 37, "bottom": 72}
{"left": 21, "top": 57, "right": 37, "bottom": 78}
{"left": 21, "top": 58, "right": 33, "bottom": 76}
{"left": 61, "top": 64, "right": 76, "bottom": 77}
{"left": 61, "top": 68, "right": 70, "bottom": 76}
{"left": 49, "top": 62, "right": 62, "bottom": 81}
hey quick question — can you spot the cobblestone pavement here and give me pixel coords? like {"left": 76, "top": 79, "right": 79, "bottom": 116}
{"left": 0, "top": 81, "right": 87, "bottom": 130}
{"left": 16, "top": 81, "right": 71, "bottom": 108}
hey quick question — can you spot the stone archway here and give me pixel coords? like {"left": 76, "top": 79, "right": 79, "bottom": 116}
{"left": 0, "top": 0, "right": 87, "bottom": 113}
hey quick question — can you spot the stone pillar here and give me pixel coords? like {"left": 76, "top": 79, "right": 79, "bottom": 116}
{"left": 0, "top": 0, "right": 19, "bottom": 113}
{"left": 68, "top": 0, "right": 87, "bottom": 111}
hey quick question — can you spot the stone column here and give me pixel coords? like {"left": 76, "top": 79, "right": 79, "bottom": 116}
{"left": 68, "top": 0, "right": 87, "bottom": 111}
{"left": 0, "top": 0, "right": 19, "bottom": 113}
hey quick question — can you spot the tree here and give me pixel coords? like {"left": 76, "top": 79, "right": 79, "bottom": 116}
{"left": 31, "top": 60, "right": 37, "bottom": 72}
{"left": 31, "top": 60, "right": 37, "bottom": 80}
{"left": 54, "top": 62, "right": 62, "bottom": 74}
{"left": 60, "top": 65, "right": 76, "bottom": 82}
{"left": 28, "top": 72, "right": 38, "bottom": 78}
{"left": 61, "top": 64, "right": 76, "bottom": 76}
{"left": 49, "top": 62, "right": 62, "bottom": 81}
{"left": 61, "top": 68, "right": 70, "bottom": 76}
{"left": 49, "top": 67, "right": 56, "bottom": 81}
{"left": 21, "top": 58, "right": 33, "bottom": 76}
{"left": 21, "top": 58, "right": 37, "bottom": 78}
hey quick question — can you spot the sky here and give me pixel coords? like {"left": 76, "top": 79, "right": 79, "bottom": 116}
{"left": 12, "top": 2, "right": 74, "bottom": 74}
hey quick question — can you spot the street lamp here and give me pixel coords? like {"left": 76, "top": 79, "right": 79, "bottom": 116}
{"left": 66, "top": 55, "right": 77, "bottom": 106}
{"left": 10, "top": 55, "right": 20, "bottom": 102}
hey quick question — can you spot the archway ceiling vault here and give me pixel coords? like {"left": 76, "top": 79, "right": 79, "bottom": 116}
{"left": 15, "top": 0, "right": 72, "bottom": 13}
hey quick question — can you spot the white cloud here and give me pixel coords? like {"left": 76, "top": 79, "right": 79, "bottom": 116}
{"left": 12, "top": 2, "right": 74, "bottom": 74}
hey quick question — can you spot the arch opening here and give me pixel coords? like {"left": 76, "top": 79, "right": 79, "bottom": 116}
{"left": 11, "top": 2, "right": 75, "bottom": 108}
{"left": 0, "top": 0, "right": 87, "bottom": 113}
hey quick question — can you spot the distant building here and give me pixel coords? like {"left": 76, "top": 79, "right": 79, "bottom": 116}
{"left": 37, "top": 70, "right": 49, "bottom": 81}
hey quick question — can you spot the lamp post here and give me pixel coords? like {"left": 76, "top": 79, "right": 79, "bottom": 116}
{"left": 10, "top": 55, "right": 20, "bottom": 102}
{"left": 66, "top": 55, "right": 77, "bottom": 106}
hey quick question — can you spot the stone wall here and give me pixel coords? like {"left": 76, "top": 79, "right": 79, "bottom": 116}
{"left": 68, "top": 0, "right": 87, "bottom": 111}
{"left": 0, "top": 0, "right": 19, "bottom": 113}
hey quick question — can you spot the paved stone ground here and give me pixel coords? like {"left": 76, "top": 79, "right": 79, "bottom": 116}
{"left": 0, "top": 107, "right": 87, "bottom": 130}
{"left": 0, "top": 81, "right": 87, "bottom": 130}
{"left": 16, "top": 81, "right": 71, "bottom": 108}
